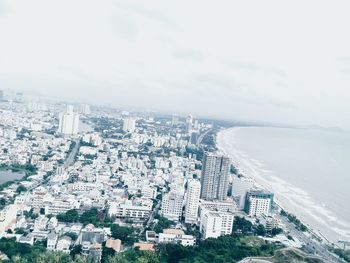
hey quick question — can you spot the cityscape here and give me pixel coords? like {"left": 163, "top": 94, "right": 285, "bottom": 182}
{"left": 1, "top": 1, "right": 350, "bottom": 262}
{"left": 0, "top": 91, "right": 346, "bottom": 263}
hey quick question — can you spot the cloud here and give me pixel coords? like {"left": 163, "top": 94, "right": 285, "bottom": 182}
{"left": 1, "top": 0, "right": 350, "bottom": 129}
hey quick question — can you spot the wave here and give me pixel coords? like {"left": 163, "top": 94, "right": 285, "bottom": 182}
{"left": 217, "top": 127, "right": 350, "bottom": 243}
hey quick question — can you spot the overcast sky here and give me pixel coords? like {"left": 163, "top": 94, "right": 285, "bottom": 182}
{"left": 1, "top": 0, "right": 350, "bottom": 128}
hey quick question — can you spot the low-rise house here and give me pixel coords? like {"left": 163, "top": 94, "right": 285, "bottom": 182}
{"left": 56, "top": 236, "right": 72, "bottom": 253}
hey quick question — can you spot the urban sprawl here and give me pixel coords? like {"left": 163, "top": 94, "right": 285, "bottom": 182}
{"left": 0, "top": 91, "right": 346, "bottom": 263}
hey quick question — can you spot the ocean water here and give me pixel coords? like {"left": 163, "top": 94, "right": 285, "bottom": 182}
{"left": 217, "top": 127, "right": 350, "bottom": 243}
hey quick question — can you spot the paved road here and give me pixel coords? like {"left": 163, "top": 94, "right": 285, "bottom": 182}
{"left": 277, "top": 214, "right": 345, "bottom": 263}
{"left": 64, "top": 139, "right": 80, "bottom": 168}
{"left": 145, "top": 202, "right": 161, "bottom": 229}
{"left": 196, "top": 128, "right": 213, "bottom": 148}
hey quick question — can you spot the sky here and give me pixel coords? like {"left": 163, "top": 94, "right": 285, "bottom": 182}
{"left": 1, "top": 0, "right": 350, "bottom": 128}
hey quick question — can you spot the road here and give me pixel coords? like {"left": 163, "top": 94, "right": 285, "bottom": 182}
{"left": 64, "top": 139, "right": 80, "bottom": 168}
{"left": 145, "top": 202, "right": 161, "bottom": 229}
{"left": 196, "top": 128, "right": 213, "bottom": 148}
{"left": 277, "top": 214, "right": 345, "bottom": 263}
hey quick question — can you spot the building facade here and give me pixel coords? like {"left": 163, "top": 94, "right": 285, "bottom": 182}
{"left": 200, "top": 153, "right": 230, "bottom": 201}
{"left": 184, "top": 179, "right": 201, "bottom": 224}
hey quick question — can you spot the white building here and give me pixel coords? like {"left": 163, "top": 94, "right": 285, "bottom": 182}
{"left": 158, "top": 229, "right": 195, "bottom": 246}
{"left": 47, "top": 233, "right": 59, "bottom": 251}
{"left": 56, "top": 236, "right": 72, "bottom": 253}
{"left": 79, "top": 104, "right": 90, "bottom": 115}
{"left": 232, "top": 176, "right": 254, "bottom": 209}
{"left": 58, "top": 105, "right": 80, "bottom": 136}
{"left": 161, "top": 191, "right": 184, "bottom": 221}
{"left": 122, "top": 118, "right": 136, "bottom": 133}
{"left": 108, "top": 200, "right": 152, "bottom": 219}
{"left": 0, "top": 205, "right": 17, "bottom": 234}
{"left": 245, "top": 191, "right": 274, "bottom": 217}
{"left": 184, "top": 180, "right": 201, "bottom": 224}
{"left": 198, "top": 200, "right": 235, "bottom": 239}
{"left": 34, "top": 215, "right": 49, "bottom": 231}
{"left": 199, "top": 209, "right": 234, "bottom": 239}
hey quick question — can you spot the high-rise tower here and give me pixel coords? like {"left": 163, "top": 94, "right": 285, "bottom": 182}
{"left": 200, "top": 153, "right": 230, "bottom": 201}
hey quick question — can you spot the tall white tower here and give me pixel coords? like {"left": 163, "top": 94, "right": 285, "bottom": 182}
{"left": 185, "top": 179, "right": 201, "bottom": 224}
{"left": 58, "top": 105, "right": 80, "bottom": 136}
{"left": 122, "top": 117, "right": 136, "bottom": 133}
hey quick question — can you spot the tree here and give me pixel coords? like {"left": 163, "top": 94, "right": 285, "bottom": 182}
{"left": 16, "top": 185, "right": 27, "bottom": 194}
{"left": 153, "top": 216, "right": 175, "bottom": 233}
{"left": 57, "top": 209, "right": 79, "bottom": 223}
{"left": 233, "top": 216, "right": 253, "bottom": 234}
{"left": 79, "top": 208, "right": 103, "bottom": 226}
{"left": 256, "top": 224, "right": 266, "bottom": 236}
{"left": 271, "top": 228, "right": 283, "bottom": 236}
{"left": 64, "top": 232, "right": 78, "bottom": 241}
{"left": 110, "top": 224, "right": 136, "bottom": 245}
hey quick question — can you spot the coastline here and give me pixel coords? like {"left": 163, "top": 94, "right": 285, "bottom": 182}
{"left": 216, "top": 126, "right": 344, "bottom": 246}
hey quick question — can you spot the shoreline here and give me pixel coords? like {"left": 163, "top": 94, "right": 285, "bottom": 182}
{"left": 216, "top": 126, "right": 343, "bottom": 246}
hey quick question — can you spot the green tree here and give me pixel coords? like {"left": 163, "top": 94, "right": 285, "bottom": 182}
{"left": 16, "top": 185, "right": 27, "bottom": 193}
{"left": 110, "top": 224, "right": 136, "bottom": 245}
{"left": 57, "top": 209, "right": 79, "bottom": 223}
{"left": 256, "top": 224, "right": 266, "bottom": 236}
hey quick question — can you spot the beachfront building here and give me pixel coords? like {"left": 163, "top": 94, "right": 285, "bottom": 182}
{"left": 232, "top": 176, "right": 254, "bottom": 209}
{"left": 245, "top": 190, "right": 274, "bottom": 217}
{"left": 200, "top": 153, "right": 230, "bottom": 201}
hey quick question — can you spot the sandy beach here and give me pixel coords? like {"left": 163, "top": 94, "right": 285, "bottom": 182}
{"left": 217, "top": 127, "right": 350, "bottom": 245}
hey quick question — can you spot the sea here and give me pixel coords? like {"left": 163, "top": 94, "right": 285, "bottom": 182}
{"left": 217, "top": 126, "right": 350, "bottom": 244}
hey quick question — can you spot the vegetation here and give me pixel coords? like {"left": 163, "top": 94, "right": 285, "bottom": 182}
{"left": 157, "top": 235, "right": 282, "bottom": 263}
{"left": 0, "top": 237, "right": 46, "bottom": 262}
{"left": 110, "top": 224, "right": 137, "bottom": 246}
{"left": 57, "top": 209, "right": 80, "bottom": 223}
{"left": 256, "top": 224, "right": 267, "bottom": 236}
{"left": 230, "top": 164, "right": 238, "bottom": 175}
{"left": 153, "top": 215, "right": 176, "bottom": 233}
{"left": 56, "top": 208, "right": 108, "bottom": 226}
{"left": 16, "top": 185, "right": 27, "bottom": 194}
{"left": 280, "top": 210, "right": 308, "bottom": 232}
{"left": 332, "top": 248, "right": 350, "bottom": 262}
{"left": 233, "top": 216, "right": 253, "bottom": 234}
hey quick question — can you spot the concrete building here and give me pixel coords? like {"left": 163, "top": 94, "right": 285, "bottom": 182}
{"left": 47, "top": 232, "right": 58, "bottom": 251}
{"left": 184, "top": 179, "right": 201, "bottom": 224}
{"left": 108, "top": 200, "right": 152, "bottom": 219}
{"left": 122, "top": 117, "right": 136, "bottom": 133}
{"left": 0, "top": 205, "right": 17, "bottom": 234}
{"left": 186, "top": 115, "right": 193, "bottom": 134}
{"left": 245, "top": 191, "right": 274, "bottom": 217}
{"left": 161, "top": 191, "right": 184, "bottom": 221}
{"left": 200, "top": 153, "right": 230, "bottom": 201}
{"left": 232, "top": 176, "right": 254, "bottom": 209}
{"left": 79, "top": 104, "right": 90, "bottom": 115}
{"left": 58, "top": 105, "right": 80, "bottom": 136}
{"left": 199, "top": 209, "right": 234, "bottom": 239}
{"left": 158, "top": 229, "right": 195, "bottom": 246}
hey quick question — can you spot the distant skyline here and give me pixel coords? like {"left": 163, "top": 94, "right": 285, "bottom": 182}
{"left": 1, "top": 0, "right": 350, "bottom": 128}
